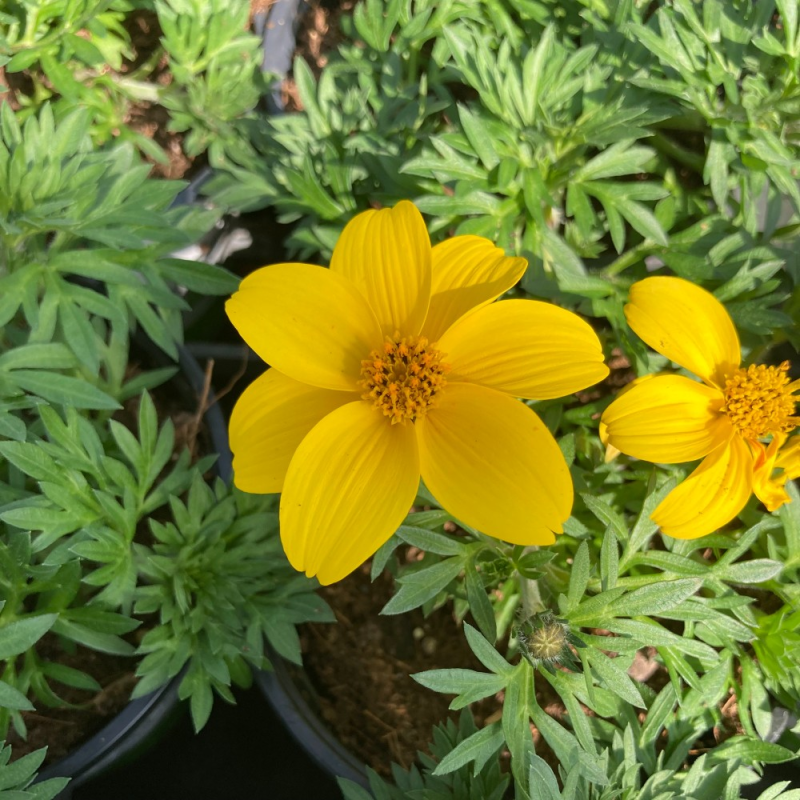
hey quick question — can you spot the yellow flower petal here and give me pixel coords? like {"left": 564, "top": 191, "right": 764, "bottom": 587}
{"left": 230, "top": 369, "right": 357, "bottom": 494}
{"left": 226, "top": 263, "right": 382, "bottom": 391}
{"left": 601, "top": 374, "right": 733, "bottom": 463}
{"left": 652, "top": 437, "right": 753, "bottom": 539}
{"left": 417, "top": 383, "right": 571, "bottom": 545}
{"left": 753, "top": 434, "right": 800, "bottom": 512}
{"left": 280, "top": 401, "right": 419, "bottom": 585}
{"left": 438, "top": 300, "right": 609, "bottom": 400}
{"left": 422, "top": 236, "right": 527, "bottom": 343}
{"left": 329, "top": 201, "right": 431, "bottom": 336}
{"left": 625, "top": 276, "right": 741, "bottom": 388}
{"left": 600, "top": 375, "right": 654, "bottom": 461}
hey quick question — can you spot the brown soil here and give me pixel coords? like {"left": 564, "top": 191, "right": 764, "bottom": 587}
{"left": 282, "top": 0, "right": 356, "bottom": 112}
{"left": 298, "top": 559, "right": 564, "bottom": 776}
{"left": 120, "top": 9, "right": 195, "bottom": 180}
{"left": 7, "top": 637, "right": 139, "bottom": 764}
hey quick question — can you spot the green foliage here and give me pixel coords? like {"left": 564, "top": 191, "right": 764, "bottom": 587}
{"left": 338, "top": 711, "right": 509, "bottom": 800}
{"left": 0, "top": 92, "right": 323, "bottom": 751}
{"left": 751, "top": 605, "right": 800, "bottom": 709}
{"left": 0, "top": 741, "right": 69, "bottom": 800}
{"left": 0, "top": 102, "right": 233, "bottom": 374}
{"left": 266, "top": 8, "right": 800, "bottom": 774}
{"left": 156, "top": 0, "right": 264, "bottom": 164}
{"left": 133, "top": 483, "right": 333, "bottom": 731}
{"left": 376, "top": 466, "right": 800, "bottom": 793}
{"left": 0, "top": 0, "right": 263, "bottom": 166}
{"left": 206, "top": 0, "right": 799, "bottom": 356}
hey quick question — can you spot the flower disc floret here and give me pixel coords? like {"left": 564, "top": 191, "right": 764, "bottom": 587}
{"left": 722, "top": 361, "right": 798, "bottom": 441}
{"left": 359, "top": 334, "right": 450, "bottom": 424}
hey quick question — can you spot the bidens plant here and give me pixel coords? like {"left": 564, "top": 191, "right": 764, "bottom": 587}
{"left": 225, "top": 200, "right": 608, "bottom": 585}
{"left": 602, "top": 276, "right": 800, "bottom": 539}
{"left": 0, "top": 101, "right": 327, "bottom": 762}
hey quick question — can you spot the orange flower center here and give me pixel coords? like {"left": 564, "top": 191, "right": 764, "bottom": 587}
{"left": 722, "top": 361, "right": 798, "bottom": 440}
{"left": 359, "top": 333, "right": 450, "bottom": 424}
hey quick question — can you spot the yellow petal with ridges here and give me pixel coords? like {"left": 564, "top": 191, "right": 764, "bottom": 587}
{"left": 330, "top": 201, "right": 431, "bottom": 337}
{"left": 280, "top": 401, "right": 419, "bottom": 585}
{"left": 753, "top": 434, "right": 800, "bottom": 512}
{"left": 625, "top": 276, "right": 741, "bottom": 388}
{"left": 230, "top": 369, "right": 357, "bottom": 494}
{"left": 438, "top": 299, "right": 608, "bottom": 399}
{"left": 601, "top": 374, "right": 733, "bottom": 463}
{"left": 417, "top": 383, "right": 571, "bottom": 545}
{"left": 423, "top": 236, "right": 527, "bottom": 343}
{"left": 652, "top": 436, "right": 753, "bottom": 539}
{"left": 226, "top": 263, "right": 382, "bottom": 392}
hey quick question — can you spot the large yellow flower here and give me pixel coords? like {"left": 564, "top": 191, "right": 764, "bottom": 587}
{"left": 226, "top": 201, "right": 609, "bottom": 584}
{"left": 601, "top": 276, "right": 800, "bottom": 539}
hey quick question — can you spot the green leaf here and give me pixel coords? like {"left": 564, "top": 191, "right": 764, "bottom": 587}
{"left": 567, "top": 541, "right": 591, "bottom": 610}
{"left": 586, "top": 649, "right": 645, "bottom": 708}
{"left": 465, "top": 562, "right": 497, "bottom": 643}
{"left": 0, "top": 614, "right": 58, "bottom": 660}
{"left": 10, "top": 371, "right": 120, "bottom": 410}
{"left": 0, "top": 343, "right": 77, "bottom": 371}
{"left": 0, "top": 749, "right": 47, "bottom": 792}
{"left": 541, "top": 227, "right": 586, "bottom": 278}
{"left": 464, "top": 623, "right": 514, "bottom": 677}
{"left": 0, "top": 442, "right": 62, "bottom": 483}
{"left": 528, "top": 754, "right": 561, "bottom": 800}
{"left": 609, "top": 579, "right": 700, "bottom": 617}
{"left": 457, "top": 104, "right": 500, "bottom": 170}
{"left": 576, "top": 141, "right": 655, "bottom": 181}
{"left": 600, "top": 529, "right": 619, "bottom": 591}
{"left": 395, "top": 525, "right": 464, "bottom": 556}
{"left": 337, "top": 778, "right": 376, "bottom": 800}
{"left": 605, "top": 618, "right": 717, "bottom": 660}
{"left": 432, "top": 721, "right": 504, "bottom": 776}
{"left": 412, "top": 668, "right": 506, "bottom": 709}
{"left": 40, "top": 662, "right": 102, "bottom": 692}
{"left": 522, "top": 25, "right": 555, "bottom": 124}
{"left": 580, "top": 494, "right": 628, "bottom": 541}
{"left": 381, "top": 555, "right": 466, "bottom": 615}
{"left": 157, "top": 259, "right": 239, "bottom": 294}
{"left": 187, "top": 673, "right": 213, "bottom": 733}
{"left": 51, "top": 618, "right": 134, "bottom": 655}
{"left": 0, "top": 679, "right": 34, "bottom": 711}
{"left": 714, "top": 560, "right": 783, "bottom": 584}
{"left": 503, "top": 663, "right": 535, "bottom": 789}
{"left": 710, "top": 737, "right": 798, "bottom": 764}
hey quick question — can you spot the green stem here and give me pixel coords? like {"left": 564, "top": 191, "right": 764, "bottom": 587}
{"left": 519, "top": 546, "right": 545, "bottom": 617}
{"left": 650, "top": 131, "right": 705, "bottom": 174}
{"left": 602, "top": 241, "right": 655, "bottom": 277}
{"left": 652, "top": 110, "right": 708, "bottom": 133}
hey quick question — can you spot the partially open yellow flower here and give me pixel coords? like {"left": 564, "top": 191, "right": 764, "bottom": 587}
{"left": 227, "top": 201, "right": 609, "bottom": 584}
{"left": 601, "top": 276, "right": 800, "bottom": 539}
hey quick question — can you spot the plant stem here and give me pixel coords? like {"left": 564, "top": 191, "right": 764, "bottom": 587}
{"left": 650, "top": 130, "right": 706, "bottom": 174}
{"left": 519, "top": 546, "right": 545, "bottom": 617}
{"left": 603, "top": 241, "right": 655, "bottom": 277}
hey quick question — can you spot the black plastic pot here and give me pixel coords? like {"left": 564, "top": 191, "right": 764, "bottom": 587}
{"left": 255, "top": 653, "right": 368, "bottom": 788}
{"left": 34, "top": 346, "right": 231, "bottom": 798}
{"left": 255, "top": 0, "right": 308, "bottom": 114}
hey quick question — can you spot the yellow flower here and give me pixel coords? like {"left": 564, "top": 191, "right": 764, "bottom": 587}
{"left": 226, "top": 201, "right": 609, "bottom": 584}
{"left": 601, "top": 276, "right": 800, "bottom": 539}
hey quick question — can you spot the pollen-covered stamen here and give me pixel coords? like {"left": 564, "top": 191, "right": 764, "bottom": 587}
{"left": 722, "top": 361, "right": 798, "bottom": 441}
{"left": 359, "top": 333, "right": 450, "bottom": 424}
